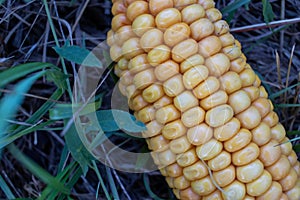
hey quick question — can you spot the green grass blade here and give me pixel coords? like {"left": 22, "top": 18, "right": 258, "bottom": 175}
{"left": 0, "top": 62, "right": 58, "bottom": 88}
{"left": 275, "top": 104, "right": 300, "bottom": 108}
{"left": 7, "top": 144, "right": 70, "bottom": 195}
{"left": 0, "top": 174, "right": 15, "bottom": 199}
{"left": 106, "top": 166, "right": 119, "bottom": 200}
{"left": 92, "top": 161, "right": 111, "bottom": 200}
{"left": 143, "top": 174, "right": 165, "bottom": 200}
{"left": 269, "top": 82, "right": 300, "bottom": 99}
{"left": 221, "top": 0, "right": 251, "bottom": 15}
{"left": 262, "top": 0, "right": 274, "bottom": 24}
{"left": 0, "top": 72, "right": 44, "bottom": 137}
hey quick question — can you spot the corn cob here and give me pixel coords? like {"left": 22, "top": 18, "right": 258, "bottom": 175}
{"left": 108, "top": 0, "right": 300, "bottom": 199}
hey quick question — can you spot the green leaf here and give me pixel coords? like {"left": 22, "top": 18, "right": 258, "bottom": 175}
{"left": 262, "top": 0, "right": 274, "bottom": 24}
{"left": 64, "top": 122, "right": 94, "bottom": 176}
{"left": 0, "top": 174, "right": 15, "bottom": 199}
{"left": 96, "top": 110, "right": 146, "bottom": 133}
{"left": 46, "top": 69, "right": 69, "bottom": 89}
{"left": 221, "top": 0, "right": 251, "bottom": 15}
{"left": 0, "top": 72, "right": 44, "bottom": 137}
{"left": 0, "top": 62, "right": 58, "bottom": 88}
{"left": 53, "top": 45, "right": 102, "bottom": 68}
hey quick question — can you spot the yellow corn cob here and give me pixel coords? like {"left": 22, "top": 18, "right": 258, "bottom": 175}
{"left": 108, "top": 0, "right": 300, "bottom": 199}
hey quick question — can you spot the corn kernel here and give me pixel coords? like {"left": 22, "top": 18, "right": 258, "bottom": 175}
{"left": 158, "top": 149, "right": 176, "bottom": 166}
{"left": 174, "top": 0, "right": 196, "bottom": 9}
{"left": 205, "top": 104, "right": 234, "bottom": 127}
{"left": 266, "top": 155, "right": 291, "bottom": 181}
{"left": 222, "top": 43, "right": 242, "bottom": 61}
{"left": 193, "top": 78, "right": 220, "bottom": 102}
{"left": 126, "top": 1, "right": 149, "bottom": 21}
{"left": 147, "top": 44, "right": 171, "bottom": 66}
{"left": 162, "top": 119, "right": 187, "bottom": 139}
{"left": 286, "top": 180, "right": 300, "bottom": 200}
{"left": 125, "top": 84, "right": 139, "bottom": 99}
{"left": 287, "top": 151, "right": 298, "bottom": 166}
{"left": 115, "top": 25, "right": 136, "bottom": 46}
{"left": 181, "top": 106, "right": 205, "bottom": 127}
{"left": 208, "top": 150, "right": 231, "bottom": 171}
{"left": 155, "top": 104, "right": 180, "bottom": 124}
{"left": 172, "top": 39, "right": 198, "bottom": 63}
{"left": 222, "top": 180, "right": 246, "bottom": 200}
{"left": 214, "top": 20, "right": 230, "bottom": 35}
{"left": 165, "top": 177, "right": 174, "bottom": 188}
{"left": 259, "top": 85, "right": 268, "bottom": 98}
{"left": 174, "top": 91, "right": 199, "bottom": 112}
{"left": 155, "top": 60, "right": 179, "bottom": 82}
{"left": 155, "top": 8, "right": 182, "bottom": 29}
{"left": 196, "top": 138, "right": 223, "bottom": 160}
{"left": 176, "top": 148, "right": 197, "bottom": 167}
{"left": 173, "top": 175, "right": 190, "bottom": 190}
{"left": 183, "top": 161, "right": 208, "bottom": 181}
{"left": 118, "top": 57, "right": 129, "bottom": 70}
{"left": 246, "top": 170, "right": 272, "bottom": 196}
{"left": 187, "top": 123, "right": 213, "bottom": 145}
{"left": 183, "top": 65, "right": 209, "bottom": 89}
{"left": 142, "top": 84, "right": 164, "bottom": 103}
{"left": 236, "top": 159, "right": 264, "bottom": 183}
{"left": 132, "top": 14, "right": 155, "bottom": 36}
{"left": 137, "top": 105, "right": 155, "bottom": 123}
{"left": 263, "top": 111, "right": 279, "bottom": 127}
{"left": 166, "top": 163, "right": 183, "bottom": 177}
{"left": 128, "top": 54, "right": 151, "bottom": 74}
{"left": 111, "top": 13, "right": 131, "bottom": 31}
{"left": 140, "top": 28, "right": 164, "bottom": 52}
{"left": 190, "top": 18, "right": 214, "bottom": 41}
{"left": 110, "top": 44, "right": 122, "bottom": 61}
{"left": 252, "top": 98, "right": 271, "bottom": 118}
{"left": 202, "top": 190, "right": 222, "bottom": 200}
{"left": 280, "top": 193, "right": 289, "bottom": 200}
{"left": 164, "top": 23, "right": 191, "bottom": 47}
{"left": 149, "top": 134, "right": 169, "bottom": 152}
{"left": 206, "top": 8, "right": 222, "bottom": 22}
{"left": 252, "top": 122, "right": 271, "bottom": 146}
{"left": 180, "top": 54, "right": 205, "bottom": 73}
{"left": 180, "top": 187, "right": 201, "bottom": 200}
{"left": 243, "top": 86, "right": 260, "bottom": 102}
{"left": 122, "top": 37, "right": 144, "bottom": 59}
{"left": 163, "top": 74, "right": 184, "bottom": 97}
{"left": 191, "top": 176, "right": 216, "bottom": 196}
{"left": 279, "top": 168, "right": 298, "bottom": 191}
{"left": 205, "top": 53, "right": 230, "bottom": 77}
{"left": 213, "top": 164, "right": 236, "bottom": 187}
{"left": 236, "top": 106, "right": 261, "bottom": 129}
{"left": 200, "top": 90, "right": 228, "bottom": 110}
{"left": 143, "top": 120, "right": 163, "bottom": 138}
{"left": 230, "top": 57, "right": 246, "bottom": 73}
{"left": 133, "top": 68, "right": 156, "bottom": 89}
{"left": 198, "top": 35, "right": 222, "bottom": 58}
{"left": 257, "top": 181, "right": 283, "bottom": 200}
{"left": 129, "top": 94, "right": 148, "bottom": 110}
{"left": 279, "top": 137, "right": 293, "bottom": 156}
{"left": 213, "top": 117, "right": 240, "bottom": 141}
{"left": 181, "top": 4, "right": 205, "bottom": 24}
{"left": 232, "top": 142, "right": 260, "bottom": 166}
{"left": 220, "top": 33, "right": 235, "bottom": 47}
{"left": 111, "top": 0, "right": 126, "bottom": 15}
{"left": 153, "top": 95, "right": 173, "bottom": 109}
{"left": 149, "top": 0, "right": 173, "bottom": 16}
{"left": 219, "top": 71, "right": 242, "bottom": 94}
{"left": 224, "top": 128, "right": 252, "bottom": 152}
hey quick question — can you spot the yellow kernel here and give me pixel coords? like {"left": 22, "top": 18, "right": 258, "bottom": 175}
{"left": 232, "top": 142, "right": 260, "bottom": 166}
{"left": 154, "top": 60, "right": 179, "bottom": 82}
{"left": 118, "top": 82, "right": 127, "bottom": 96}
{"left": 280, "top": 193, "right": 289, "bottom": 200}
{"left": 162, "top": 119, "right": 186, "bottom": 140}
{"left": 173, "top": 175, "right": 190, "bottom": 190}
{"left": 198, "top": 35, "right": 222, "bottom": 58}
{"left": 165, "top": 177, "right": 174, "bottom": 188}
{"left": 285, "top": 179, "right": 300, "bottom": 200}
{"left": 126, "top": 1, "right": 149, "bottom": 21}
{"left": 205, "top": 104, "right": 234, "bottom": 128}
{"left": 222, "top": 44, "right": 242, "bottom": 61}
{"left": 128, "top": 54, "right": 150, "bottom": 74}
{"left": 117, "top": 57, "right": 129, "bottom": 70}
{"left": 190, "top": 18, "right": 214, "bottom": 41}
{"left": 166, "top": 163, "right": 182, "bottom": 177}
{"left": 149, "top": 134, "right": 169, "bottom": 152}
{"left": 111, "top": 0, "right": 126, "bottom": 16}
{"left": 239, "top": 68, "right": 256, "bottom": 87}
{"left": 191, "top": 176, "right": 216, "bottom": 196}
{"left": 213, "top": 164, "right": 236, "bottom": 187}
{"left": 174, "top": 0, "right": 196, "bottom": 8}
{"left": 170, "top": 135, "right": 191, "bottom": 154}
{"left": 187, "top": 123, "right": 213, "bottom": 145}
{"left": 133, "top": 68, "right": 156, "bottom": 89}
{"left": 236, "top": 159, "right": 264, "bottom": 183}
{"left": 181, "top": 4, "right": 205, "bottom": 24}
{"left": 158, "top": 149, "right": 176, "bottom": 166}
{"left": 220, "top": 33, "right": 235, "bottom": 47}
{"left": 174, "top": 91, "right": 199, "bottom": 112}
{"left": 123, "top": 0, "right": 138, "bottom": 7}
{"left": 206, "top": 8, "right": 222, "bottom": 22}
{"left": 172, "top": 39, "right": 198, "bottom": 63}
{"left": 147, "top": 44, "right": 171, "bottom": 66}
{"left": 213, "top": 117, "right": 241, "bottom": 141}
{"left": 183, "top": 65, "right": 209, "bottom": 89}
{"left": 110, "top": 44, "right": 122, "bottom": 61}
{"left": 198, "top": 0, "right": 215, "bottom": 9}
{"left": 200, "top": 90, "right": 228, "bottom": 110}
{"left": 173, "top": 189, "right": 180, "bottom": 199}
{"left": 115, "top": 25, "right": 136, "bottom": 46}
{"left": 252, "top": 98, "right": 271, "bottom": 118}
{"left": 122, "top": 37, "right": 144, "bottom": 59}
{"left": 279, "top": 168, "right": 298, "bottom": 191}
{"left": 202, "top": 190, "right": 222, "bottom": 200}
{"left": 193, "top": 76, "right": 220, "bottom": 99}
{"left": 230, "top": 57, "right": 246, "bottom": 73}
{"left": 155, "top": 104, "right": 180, "bottom": 124}
{"left": 180, "top": 187, "right": 201, "bottom": 200}
{"left": 163, "top": 22, "right": 191, "bottom": 47}
{"left": 266, "top": 155, "right": 291, "bottom": 181}
{"left": 181, "top": 106, "right": 205, "bottom": 127}
{"left": 287, "top": 151, "right": 298, "bottom": 166}
{"left": 259, "top": 85, "right": 268, "bottom": 98}
{"left": 136, "top": 105, "right": 155, "bottom": 123}
{"left": 246, "top": 170, "right": 272, "bottom": 196}
{"left": 208, "top": 150, "right": 231, "bottom": 171}
{"left": 222, "top": 180, "right": 246, "bottom": 200}
{"left": 163, "top": 74, "right": 185, "bottom": 97}
{"left": 279, "top": 137, "right": 293, "bottom": 156}
{"left": 132, "top": 14, "right": 155, "bottom": 37}
{"left": 176, "top": 148, "right": 197, "bottom": 167}
{"left": 257, "top": 181, "right": 283, "bottom": 200}
{"left": 149, "top": 0, "right": 173, "bottom": 16}
{"left": 236, "top": 106, "right": 261, "bottom": 129}
{"left": 262, "top": 111, "right": 279, "bottom": 127}
{"left": 155, "top": 8, "right": 182, "bottom": 29}
{"left": 153, "top": 95, "right": 173, "bottom": 109}
{"left": 143, "top": 120, "right": 163, "bottom": 138}
{"left": 140, "top": 28, "right": 164, "bottom": 52}
{"left": 252, "top": 122, "right": 272, "bottom": 146}
{"left": 253, "top": 74, "right": 261, "bottom": 87}
{"left": 224, "top": 128, "right": 252, "bottom": 152}
{"left": 196, "top": 138, "right": 223, "bottom": 160}
{"left": 120, "top": 71, "right": 133, "bottom": 85}
{"left": 142, "top": 84, "right": 164, "bottom": 103}
{"left": 129, "top": 94, "right": 148, "bottom": 111}
{"left": 125, "top": 84, "right": 139, "bottom": 99}
{"left": 180, "top": 54, "right": 205, "bottom": 73}
{"left": 219, "top": 71, "right": 242, "bottom": 94}
{"left": 111, "top": 13, "right": 131, "bottom": 31}
{"left": 107, "top": 29, "right": 115, "bottom": 46}
{"left": 214, "top": 20, "right": 230, "bottom": 35}
{"left": 243, "top": 86, "right": 260, "bottom": 102}
{"left": 205, "top": 53, "right": 230, "bottom": 77}
{"left": 183, "top": 161, "right": 208, "bottom": 181}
